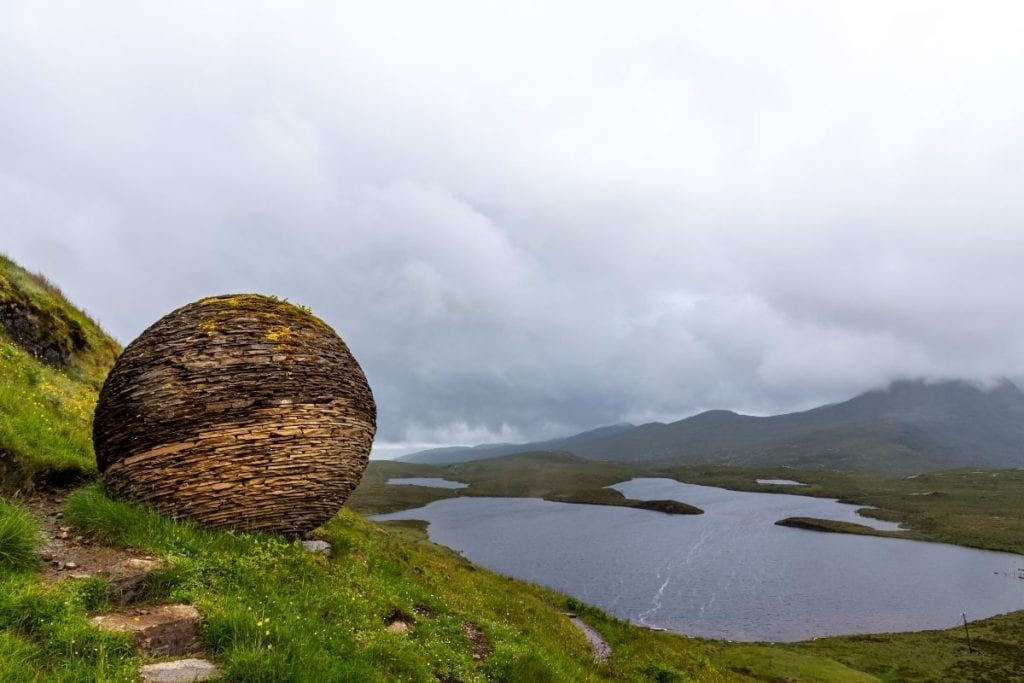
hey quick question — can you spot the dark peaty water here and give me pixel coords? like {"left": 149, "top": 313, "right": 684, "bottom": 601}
{"left": 375, "top": 478, "right": 1024, "bottom": 641}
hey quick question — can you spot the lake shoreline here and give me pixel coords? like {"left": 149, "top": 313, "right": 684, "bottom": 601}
{"left": 375, "top": 481, "right": 1024, "bottom": 642}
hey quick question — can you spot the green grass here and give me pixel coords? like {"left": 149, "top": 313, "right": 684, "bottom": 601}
{"left": 0, "top": 341, "right": 101, "bottom": 488}
{"left": 4, "top": 483, "right": 1022, "bottom": 681}
{"left": 58, "top": 484, "right": 751, "bottom": 682}
{"left": 0, "top": 500, "right": 138, "bottom": 683}
{"left": 0, "top": 572, "right": 139, "bottom": 683}
{"left": 786, "top": 610, "right": 1024, "bottom": 683}
{"left": 0, "top": 254, "right": 120, "bottom": 491}
{"left": 0, "top": 499, "right": 41, "bottom": 571}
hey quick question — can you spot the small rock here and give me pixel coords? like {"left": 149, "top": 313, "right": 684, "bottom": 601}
{"left": 385, "top": 608, "right": 415, "bottom": 633}
{"left": 139, "top": 658, "right": 221, "bottom": 682}
{"left": 90, "top": 604, "right": 200, "bottom": 656}
{"left": 39, "top": 550, "right": 54, "bottom": 562}
{"left": 104, "top": 557, "right": 164, "bottom": 605}
{"left": 63, "top": 561, "right": 79, "bottom": 570}
{"left": 58, "top": 530, "right": 71, "bottom": 540}
{"left": 302, "top": 540, "right": 331, "bottom": 557}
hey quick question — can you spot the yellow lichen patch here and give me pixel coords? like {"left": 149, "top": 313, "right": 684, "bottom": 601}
{"left": 265, "top": 326, "right": 296, "bottom": 344}
{"left": 198, "top": 320, "right": 218, "bottom": 333}
{"left": 200, "top": 295, "right": 247, "bottom": 307}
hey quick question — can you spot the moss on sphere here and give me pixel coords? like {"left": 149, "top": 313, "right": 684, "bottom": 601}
{"left": 92, "top": 294, "right": 376, "bottom": 535}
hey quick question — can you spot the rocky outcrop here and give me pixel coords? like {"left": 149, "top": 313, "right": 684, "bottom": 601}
{"left": 92, "top": 294, "right": 376, "bottom": 535}
{"left": 0, "top": 299, "right": 86, "bottom": 368}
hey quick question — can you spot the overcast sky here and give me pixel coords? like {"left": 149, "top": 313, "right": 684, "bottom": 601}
{"left": 5, "top": 2, "right": 1024, "bottom": 456}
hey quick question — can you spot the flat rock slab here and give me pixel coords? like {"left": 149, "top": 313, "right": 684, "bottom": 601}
{"left": 302, "top": 540, "right": 331, "bottom": 556}
{"left": 139, "top": 658, "right": 221, "bottom": 682}
{"left": 90, "top": 604, "right": 199, "bottom": 656}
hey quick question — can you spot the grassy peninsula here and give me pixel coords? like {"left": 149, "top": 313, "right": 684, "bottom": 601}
{"left": 347, "top": 452, "right": 703, "bottom": 516}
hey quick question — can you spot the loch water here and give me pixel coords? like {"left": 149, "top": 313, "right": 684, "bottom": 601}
{"left": 375, "top": 478, "right": 1024, "bottom": 641}
{"left": 386, "top": 477, "right": 469, "bottom": 489}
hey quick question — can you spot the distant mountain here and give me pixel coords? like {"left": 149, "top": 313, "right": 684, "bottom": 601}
{"left": 401, "top": 423, "right": 635, "bottom": 465}
{"left": 401, "top": 380, "right": 1024, "bottom": 474}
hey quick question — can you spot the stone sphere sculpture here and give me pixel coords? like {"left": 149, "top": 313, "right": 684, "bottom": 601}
{"left": 92, "top": 294, "right": 376, "bottom": 535}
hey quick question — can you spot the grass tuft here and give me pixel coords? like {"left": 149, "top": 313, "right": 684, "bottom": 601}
{"left": 0, "top": 499, "right": 40, "bottom": 571}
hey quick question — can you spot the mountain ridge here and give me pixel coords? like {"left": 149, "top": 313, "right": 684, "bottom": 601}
{"left": 401, "top": 379, "right": 1024, "bottom": 474}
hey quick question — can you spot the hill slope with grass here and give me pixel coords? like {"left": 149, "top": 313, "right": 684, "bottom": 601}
{"left": 403, "top": 380, "right": 1024, "bottom": 474}
{"left": 0, "top": 254, "right": 120, "bottom": 491}
{"left": 2, "top": 253, "right": 1023, "bottom": 681}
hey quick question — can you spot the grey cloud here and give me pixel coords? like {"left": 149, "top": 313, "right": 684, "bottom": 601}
{"left": 5, "top": 2, "right": 1024, "bottom": 456}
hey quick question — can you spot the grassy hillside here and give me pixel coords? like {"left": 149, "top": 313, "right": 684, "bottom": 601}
{"left": 0, "top": 255, "right": 120, "bottom": 491}
{"left": 2, "top": 253, "right": 1023, "bottom": 680}
{"left": 0, "top": 254, "right": 119, "bottom": 386}
{"left": 11, "top": 485, "right": 943, "bottom": 682}
{"left": 4, "top": 475, "right": 1024, "bottom": 681}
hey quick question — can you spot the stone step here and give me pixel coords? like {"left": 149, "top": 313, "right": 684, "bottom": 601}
{"left": 103, "top": 557, "right": 165, "bottom": 605}
{"left": 139, "top": 658, "right": 221, "bottom": 682}
{"left": 89, "top": 604, "right": 200, "bottom": 656}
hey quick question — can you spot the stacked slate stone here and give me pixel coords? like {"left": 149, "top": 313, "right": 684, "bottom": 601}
{"left": 93, "top": 294, "right": 376, "bottom": 535}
